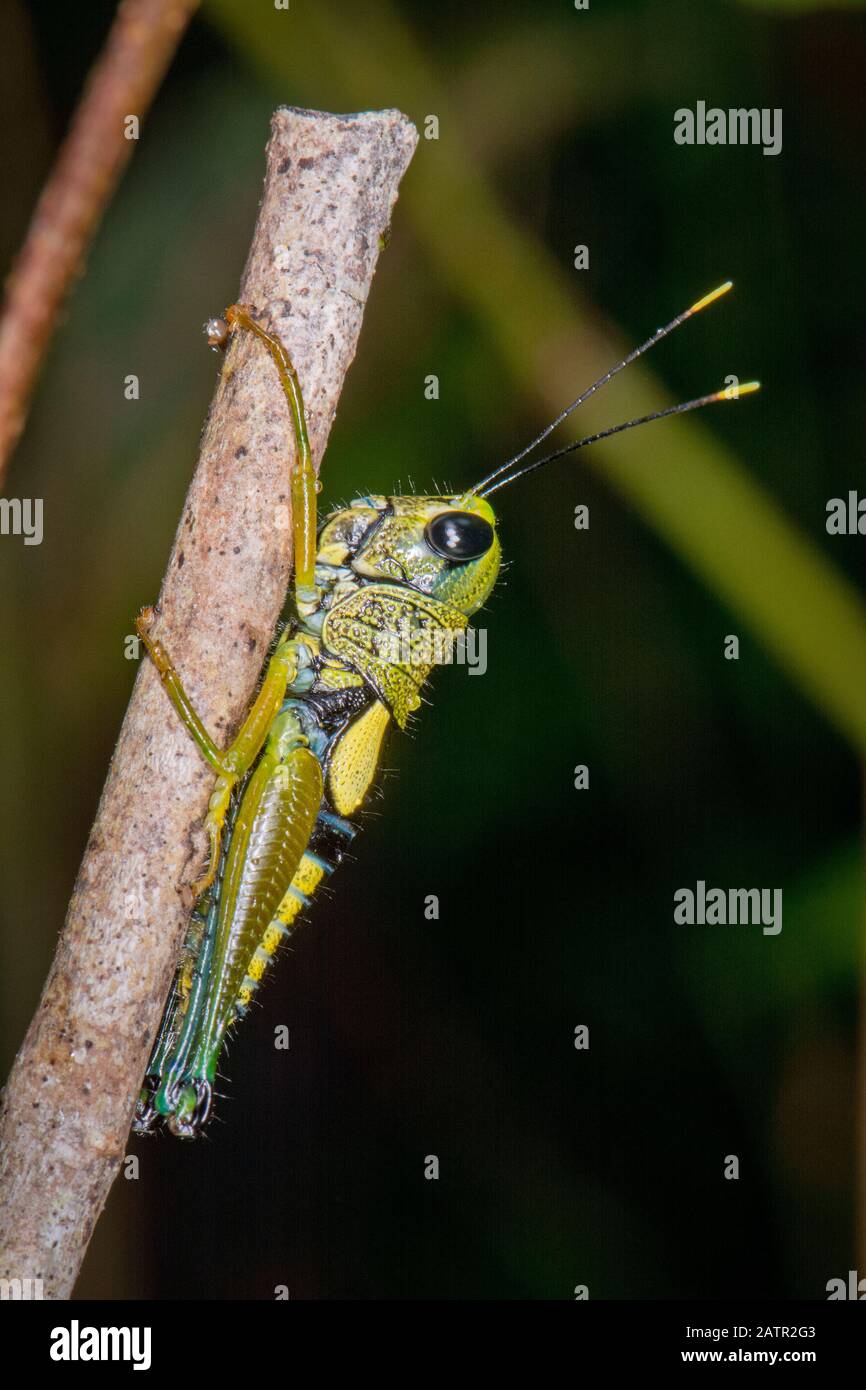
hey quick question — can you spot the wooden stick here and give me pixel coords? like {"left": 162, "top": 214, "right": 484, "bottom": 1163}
{"left": 0, "top": 105, "right": 417, "bottom": 1300}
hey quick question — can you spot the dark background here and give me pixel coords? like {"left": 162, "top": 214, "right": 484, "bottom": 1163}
{"left": 1, "top": 0, "right": 865, "bottom": 1299}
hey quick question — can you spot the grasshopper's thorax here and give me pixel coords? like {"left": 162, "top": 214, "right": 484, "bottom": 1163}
{"left": 287, "top": 492, "right": 501, "bottom": 734}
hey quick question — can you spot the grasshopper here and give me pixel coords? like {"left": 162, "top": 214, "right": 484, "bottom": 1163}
{"left": 134, "top": 287, "right": 757, "bottom": 1137}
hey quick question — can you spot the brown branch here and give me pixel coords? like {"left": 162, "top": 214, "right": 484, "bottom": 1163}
{"left": 0, "top": 106, "right": 418, "bottom": 1299}
{"left": 0, "top": 0, "right": 200, "bottom": 491}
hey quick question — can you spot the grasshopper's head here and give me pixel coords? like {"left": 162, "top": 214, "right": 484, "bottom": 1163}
{"left": 319, "top": 492, "right": 501, "bottom": 617}
{"left": 317, "top": 284, "right": 760, "bottom": 622}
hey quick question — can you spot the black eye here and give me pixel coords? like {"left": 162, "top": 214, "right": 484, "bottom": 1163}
{"left": 424, "top": 511, "right": 494, "bottom": 562}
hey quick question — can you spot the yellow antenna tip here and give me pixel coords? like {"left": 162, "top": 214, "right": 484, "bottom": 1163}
{"left": 710, "top": 379, "right": 760, "bottom": 403}
{"left": 689, "top": 280, "right": 733, "bottom": 315}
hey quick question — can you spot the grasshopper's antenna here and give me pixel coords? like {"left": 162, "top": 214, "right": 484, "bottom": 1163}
{"left": 471, "top": 281, "right": 734, "bottom": 496}
{"left": 480, "top": 381, "right": 760, "bottom": 497}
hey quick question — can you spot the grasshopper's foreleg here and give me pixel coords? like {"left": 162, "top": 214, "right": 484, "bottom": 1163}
{"left": 223, "top": 305, "right": 319, "bottom": 618}
{"left": 136, "top": 608, "right": 301, "bottom": 892}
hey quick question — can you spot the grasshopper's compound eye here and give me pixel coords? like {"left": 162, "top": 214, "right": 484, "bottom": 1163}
{"left": 424, "top": 511, "right": 494, "bottom": 562}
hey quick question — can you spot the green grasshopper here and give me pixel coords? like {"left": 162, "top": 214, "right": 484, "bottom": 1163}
{"left": 133, "top": 285, "right": 757, "bottom": 1137}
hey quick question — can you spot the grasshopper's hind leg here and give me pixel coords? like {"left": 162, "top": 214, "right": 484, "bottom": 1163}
{"left": 162, "top": 718, "right": 324, "bottom": 1137}
{"left": 133, "top": 624, "right": 303, "bottom": 1132}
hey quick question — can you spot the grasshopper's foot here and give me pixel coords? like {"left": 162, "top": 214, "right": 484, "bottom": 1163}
{"left": 190, "top": 859, "right": 218, "bottom": 899}
{"left": 138, "top": 1074, "right": 214, "bottom": 1138}
{"left": 136, "top": 604, "right": 157, "bottom": 637}
{"left": 164, "top": 1077, "right": 214, "bottom": 1139}
{"left": 131, "top": 1076, "right": 161, "bottom": 1135}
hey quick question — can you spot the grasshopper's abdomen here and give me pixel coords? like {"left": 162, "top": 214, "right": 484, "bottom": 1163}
{"left": 184, "top": 717, "right": 323, "bottom": 1087}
